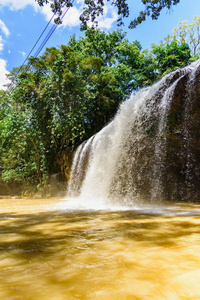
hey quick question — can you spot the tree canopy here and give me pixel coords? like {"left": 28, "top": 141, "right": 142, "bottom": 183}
{"left": 36, "top": 0, "right": 181, "bottom": 29}
{"left": 164, "top": 16, "right": 200, "bottom": 56}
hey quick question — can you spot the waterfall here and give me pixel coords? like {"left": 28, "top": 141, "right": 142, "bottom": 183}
{"left": 67, "top": 60, "right": 200, "bottom": 207}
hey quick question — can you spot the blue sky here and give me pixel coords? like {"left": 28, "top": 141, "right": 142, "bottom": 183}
{"left": 0, "top": 0, "right": 200, "bottom": 89}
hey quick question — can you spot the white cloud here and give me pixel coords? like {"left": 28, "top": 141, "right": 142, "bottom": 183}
{"left": 0, "top": 0, "right": 38, "bottom": 11}
{"left": 97, "top": 7, "right": 118, "bottom": 30}
{"left": 0, "top": 19, "right": 10, "bottom": 53}
{"left": 0, "top": 0, "right": 79, "bottom": 26}
{"left": 1, "top": 0, "right": 117, "bottom": 29}
{"left": 0, "top": 36, "right": 4, "bottom": 52}
{"left": 62, "top": 6, "right": 81, "bottom": 27}
{"left": 38, "top": 3, "right": 52, "bottom": 21}
{"left": 0, "top": 58, "right": 9, "bottom": 90}
{"left": 0, "top": 20, "right": 10, "bottom": 89}
{"left": 0, "top": 19, "right": 10, "bottom": 37}
{"left": 60, "top": 1, "right": 117, "bottom": 29}
{"left": 40, "top": 2, "right": 81, "bottom": 27}
{"left": 18, "top": 50, "right": 26, "bottom": 57}
{"left": 60, "top": 1, "right": 118, "bottom": 29}
{"left": 86, "top": 4, "right": 118, "bottom": 30}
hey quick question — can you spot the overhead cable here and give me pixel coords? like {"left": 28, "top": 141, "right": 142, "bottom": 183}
{"left": 34, "top": 1, "right": 75, "bottom": 58}
{"left": 18, "top": 0, "right": 75, "bottom": 72}
{"left": 18, "top": 12, "right": 56, "bottom": 72}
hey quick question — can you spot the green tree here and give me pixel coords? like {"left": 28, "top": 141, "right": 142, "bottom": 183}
{"left": 0, "top": 89, "right": 42, "bottom": 194}
{"left": 132, "top": 49, "right": 157, "bottom": 88}
{"left": 36, "top": 0, "right": 181, "bottom": 29}
{"left": 68, "top": 28, "right": 143, "bottom": 93}
{"left": 132, "top": 40, "right": 192, "bottom": 88}
{"left": 151, "top": 41, "right": 191, "bottom": 76}
{"left": 165, "top": 16, "right": 200, "bottom": 56}
{"left": 6, "top": 29, "right": 141, "bottom": 188}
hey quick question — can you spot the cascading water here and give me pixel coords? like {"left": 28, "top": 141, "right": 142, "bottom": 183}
{"left": 67, "top": 60, "right": 200, "bottom": 208}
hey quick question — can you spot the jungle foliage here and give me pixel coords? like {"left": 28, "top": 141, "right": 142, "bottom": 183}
{"left": 0, "top": 27, "right": 197, "bottom": 195}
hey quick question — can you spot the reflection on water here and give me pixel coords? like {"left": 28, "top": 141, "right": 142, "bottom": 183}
{"left": 1, "top": 198, "right": 200, "bottom": 299}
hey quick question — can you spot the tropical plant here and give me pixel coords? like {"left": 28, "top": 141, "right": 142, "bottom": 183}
{"left": 164, "top": 16, "right": 200, "bottom": 56}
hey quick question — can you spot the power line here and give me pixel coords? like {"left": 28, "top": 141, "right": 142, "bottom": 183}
{"left": 34, "top": 1, "right": 75, "bottom": 58}
{"left": 18, "top": 0, "right": 75, "bottom": 73}
{"left": 18, "top": 12, "right": 56, "bottom": 72}
{"left": 7, "top": 1, "right": 75, "bottom": 92}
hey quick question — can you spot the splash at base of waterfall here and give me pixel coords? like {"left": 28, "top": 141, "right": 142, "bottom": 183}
{"left": 63, "top": 195, "right": 138, "bottom": 211}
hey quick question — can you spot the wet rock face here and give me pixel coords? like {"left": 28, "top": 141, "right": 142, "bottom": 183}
{"left": 148, "top": 64, "right": 200, "bottom": 202}
{"left": 163, "top": 64, "right": 200, "bottom": 201}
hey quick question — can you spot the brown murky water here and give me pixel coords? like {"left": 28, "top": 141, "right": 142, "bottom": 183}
{"left": 1, "top": 198, "right": 200, "bottom": 299}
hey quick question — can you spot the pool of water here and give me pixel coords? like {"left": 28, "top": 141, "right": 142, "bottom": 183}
{"left": 1, "top": 197, "right": 200, "bottom": 299}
